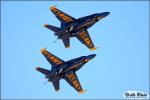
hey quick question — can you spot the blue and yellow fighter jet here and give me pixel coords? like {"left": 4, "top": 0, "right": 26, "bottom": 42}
{"left": 35, "top": 48, "right": 96, "bottom": 93}
{"left": 44, "top": 6, "right": 110, "bottom": 50}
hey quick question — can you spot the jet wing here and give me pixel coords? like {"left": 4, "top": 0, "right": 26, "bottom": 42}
{"left": 62, "top": 37, "right": 70, "bottom": 48}
{"left": 50, "top": 6, "right": 76, "bottom": 23}
{"left": 76, "top": 29, "right": 96, "bottom": 50}
{"left": 64, "top": 71, "right": 85, "bottom": 94}
{"left": 41, "top": 48, "right": 65, "bottom": 66}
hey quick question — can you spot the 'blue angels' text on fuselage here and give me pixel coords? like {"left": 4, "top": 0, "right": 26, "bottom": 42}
{"left": 36, "top": 48, "right": 96, "bottom": 93}
{"left": 44, "top": 6, "right": 110, "bottom": 50}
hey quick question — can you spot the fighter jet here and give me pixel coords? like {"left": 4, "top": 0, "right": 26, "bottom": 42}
{"left": 44, "top": 6, "right": 110, "bottom": 50}
{"left": 35, "top": 48, "right": 96, "bottom": 93}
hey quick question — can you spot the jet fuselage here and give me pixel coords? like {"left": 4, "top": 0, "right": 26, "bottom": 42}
{"left": 50, "top": 54, "right": 96, "bottom": 76}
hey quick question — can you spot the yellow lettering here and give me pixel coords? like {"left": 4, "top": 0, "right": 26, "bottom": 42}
{"left": 67, "top": 74, "right": 81, "bottom": 91}
{"left": 79, "top": 31, "right": 87, "bottom": 39}
{"left": 43, "top": 51, "right": 62, "bottom": 64}
{"left": 72, "top": 80, "right": 81, "bottom": 90}
{"left": 84, "top": 37, "right": 91, "bottom": 45}
{"left": 52, "top": 8, "right": 72, "bottom": 22}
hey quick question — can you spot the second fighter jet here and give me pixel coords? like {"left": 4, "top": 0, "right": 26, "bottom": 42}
{"left": 36, "top": 48, "right": 96, "bottom": 93}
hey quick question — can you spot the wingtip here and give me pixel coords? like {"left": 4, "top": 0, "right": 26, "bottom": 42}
{"left": 43, "top": 24, "right": 48, "bottom": 27}
{"left": 35, "top": 67, "right": 40, "bottom": 70}
{"left": 79, "top": 90, "right": 86, "bottom": 94}
{"left": 50, "top": 5, "right": 57, "bottom": 10}
{"left": 41, "top": 48, "right": 47, "bottom": 53}
{"left": 90, "top": 47, "right": 96, "bottom": 50}
{"left": 65, "top": 46, "right": 70, "bottom": 48}
{"left": 55, "top": 89, "right": 60, "bottom": 92}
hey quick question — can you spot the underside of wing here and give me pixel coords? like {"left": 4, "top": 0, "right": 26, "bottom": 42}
{"left": 76, "top": 29, "right": 96, "bottom": 50}
{"left": 50, "top": 6, "right": 76, "bottom": 23}
{"left": 63, "top": 71, "right": 85, "bottom": 94}
{"left": 41, "top": 48, "right": 65, "bottom": 67}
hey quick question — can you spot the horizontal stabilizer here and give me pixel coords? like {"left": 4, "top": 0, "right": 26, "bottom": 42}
{"left": 62, "top": 37, "right": 70, "bottom": 48}
{"left": 44, "top": 24, "right": 61, "bottom": 33}
{"left": 52, "top": 80, "right": 60, "bottom": 91}
{"left": 35, "top": 67, "right": 51, "bottom": 75}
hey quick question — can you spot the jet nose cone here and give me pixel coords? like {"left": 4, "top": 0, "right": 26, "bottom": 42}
{"left": 100, "top": 12, "right": 110, "bottom": 17}
{"left": 88, "top": 54, "right": 96, "bottom": 59}
{"left": 103, "top": 12, "right": 110, "bottom": 16}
